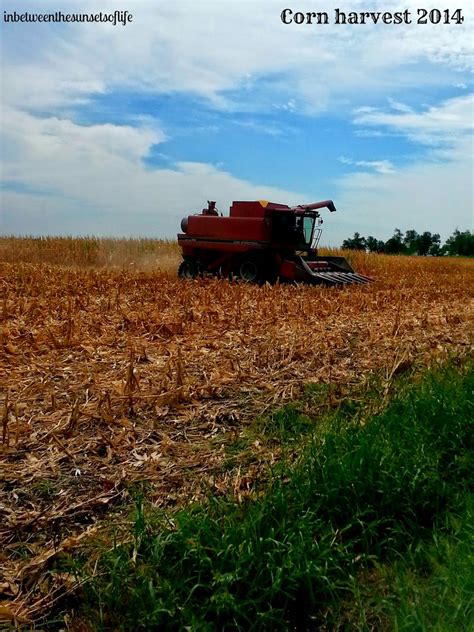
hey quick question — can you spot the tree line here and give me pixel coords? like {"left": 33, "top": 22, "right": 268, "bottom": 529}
{"left": 341, "top": 228, "right": 474, "bottom": 256}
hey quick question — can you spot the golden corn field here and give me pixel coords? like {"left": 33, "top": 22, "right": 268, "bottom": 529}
{"left": 0, "top": 236, "right": 473, "bottom": 622}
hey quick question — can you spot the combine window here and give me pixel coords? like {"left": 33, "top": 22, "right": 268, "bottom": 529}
{"left": 272, "top": 212, "right": 316, "bottom": 248}
{"left": 303, "top": 216, "right": 315, "bottom": 245}
{"left": 293, "top": 215, "right": 316, "bottom": 247}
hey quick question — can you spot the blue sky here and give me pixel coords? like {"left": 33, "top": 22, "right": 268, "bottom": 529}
{"left": 1, "top": 0, "right": 473, "bottom": 244}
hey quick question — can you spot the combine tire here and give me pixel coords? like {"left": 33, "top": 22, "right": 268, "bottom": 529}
{"left": 178, "top": 259, "right": 200, "bottom": 280}
{"left": 237, "top": 257, "right": 264, "bottom": 283}
{"left": 236, "top": 254, "right": 278, "bottom": 284}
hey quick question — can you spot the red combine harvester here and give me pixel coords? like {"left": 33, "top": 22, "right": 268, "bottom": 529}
{"left": 177, "top": 200, "right": 372, "bottom": 285}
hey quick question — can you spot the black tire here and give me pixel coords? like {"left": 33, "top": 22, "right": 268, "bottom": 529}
{"left": 178, "top": 259, "right": 200, "bottom": 280}
{"left": 237, "top": 257, "right": 263, "bottom": 283}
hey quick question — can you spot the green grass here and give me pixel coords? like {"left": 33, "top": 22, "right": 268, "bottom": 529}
{"left": 254, "top": 401, "right": 314, "bottom": 441}
{"left": 372, "top": 497, "right": 474, "bottom": 631}
{"left": 70, "top": 357, "right": 473, "bottom": 630}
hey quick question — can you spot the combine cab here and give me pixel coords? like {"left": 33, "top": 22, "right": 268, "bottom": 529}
{"left": 177, "top": 200, "right": 372, "bottom": 285}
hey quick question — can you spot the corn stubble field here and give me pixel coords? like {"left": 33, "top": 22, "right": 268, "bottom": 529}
{"left": 0, "top": 236, "right": 473, "bottom": 624}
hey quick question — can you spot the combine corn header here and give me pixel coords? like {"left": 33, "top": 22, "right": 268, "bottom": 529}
{"left": 178, "top": 199, "right": 372, "bottom": 285}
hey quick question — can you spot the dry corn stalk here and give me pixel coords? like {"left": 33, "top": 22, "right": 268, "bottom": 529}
{"left": 0, "top": 241, "right": 472, "bottom": 624}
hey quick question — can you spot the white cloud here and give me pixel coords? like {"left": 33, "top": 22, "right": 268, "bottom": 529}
{"left": 361, "top": 162, "right": 395, "bottom": 175}
{"left": 339, "top": 156, "right": 396, "bottom": 174}
{"left": 233, "top": 120, "right": 285, "bottom": 136}
{"left": 1, "top": 0, "right": 473, "bottom": 113}
{"left": 1, "top": 104, "right": 471, "bottom": 244}
{"left": 0, "top": 109, "right": 309, "bottom": 237}
{"left": 387, "top": 99, "right": 414, "bottom": 114}
{"left": 354, "top": 94, "right": 474, "bottom": 144}
{"left": 336, "top": 95, "right": 474, "bottom": 240}
{"left": 336, "top": 154, "right": 473, "bottom": 241}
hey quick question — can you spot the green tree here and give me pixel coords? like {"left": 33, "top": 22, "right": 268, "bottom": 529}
{"left": 416, "top": 231, "right": 439, "bottom": 256}
{"left": 384, "top": 229, "right": 406, "bottom": 254}
{"left": 443, "top": 229, "right": 474, "bottom": 256}
{"left": 428, "top": 233, "right": 442, "bottom": 256}
{"left": 366, "top": 236, "right": 385, "bottom": 253}
{"left": 403, "top": 229, "right": 419, "bottom": 254}
{"left": 342, "top": 232, "right": 367, "bottom": 251}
